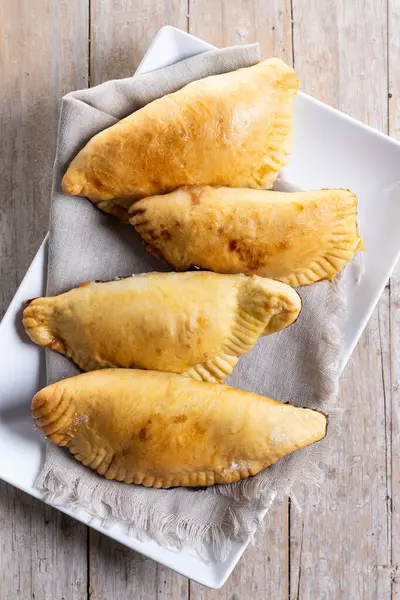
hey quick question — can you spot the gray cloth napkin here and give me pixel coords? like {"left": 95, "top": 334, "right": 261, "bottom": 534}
{"left": 36, "top": 44, "right": 344, "bottom": 560}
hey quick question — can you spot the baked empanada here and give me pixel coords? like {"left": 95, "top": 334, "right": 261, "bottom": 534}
{"left": 61, "top": 58, "right": 298, "bottom": 220}
{"left": 23, "top": 272, "right": 301, "bottom": 382}
{"left": 130, "top": 186, "right": 363, "bottom": 286}
{"left": 32, "top": 369, "right": 327, "bottom": 487}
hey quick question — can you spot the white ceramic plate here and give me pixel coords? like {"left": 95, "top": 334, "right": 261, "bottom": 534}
{"left": 1, "top": 26, "right": 400, "bottom": 589}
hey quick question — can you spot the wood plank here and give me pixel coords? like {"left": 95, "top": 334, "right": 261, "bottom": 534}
{"left": 88, "top": 3, "right": 189, "bottom": 598}
{"left": 388, "top": 0, "right": 400, "bottom": 142}
{"left": 0, "top": 0, "right": 89, "bottom": 598}
{"left": 292, "top": 0, "right": 388, "bottom": 129}
{"left": 188, "top": 2, "right": 292, "bottom": 598}
{"left": 189, "top": 501, "right": 289, "bottom": 600}
{"left": 90, "top": 0, "right": 189, "bottom": 83}
{"left": 0, "top": 0, "right": 89, "bottom": 316}
{"left": 0, "top": 484, "right": 88, "bottom": 600}
{"left": 289, "top": 335, "right": 391, "bottom": 599}
{"left": 189, "top": 0, "right": 293, "bottom": 62}
{"left": 290, "top": 1, "right": 391, "bottom": 598}
{"left": 388, "top": 270, "right": 400, "bottom": 599}
{"left": 89, "top": 535, "right": 188, "bottom": 599}
{"left": 388, "top": 1, "right": 400, "bottom": 596}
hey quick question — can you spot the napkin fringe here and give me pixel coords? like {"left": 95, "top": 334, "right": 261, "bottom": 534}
{"left": 36, "top": 461, "right": 246, "bottom": 560}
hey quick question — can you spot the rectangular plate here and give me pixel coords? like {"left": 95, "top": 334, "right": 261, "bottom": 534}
{"left": 1, "top": 26, "right": 400, "bottom": 589}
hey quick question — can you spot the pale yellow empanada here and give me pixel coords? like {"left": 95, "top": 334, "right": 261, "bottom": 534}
{"left": 130, "top": 186, "right": 363, "bottom": 286}
{"left": 61, "top": 58, "right": 298, "bottom": 220}
{"left": 23, "top": 272, "right": 301, "bottom": 382}
{"left": 32, "top": 369, "right": 327, "bottom": 488}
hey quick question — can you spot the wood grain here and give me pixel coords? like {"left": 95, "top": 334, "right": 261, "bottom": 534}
{"left": 89, "top": 535, "right": 188, "bottom": 599}
{"left": 189, "top": 0, "right": 293, "bottom": 62}
{"left": 0, "top": 0, "right": 88, "bottom": 318}
{"left": 190, "top": 501, "right": 289, "bottom": 600}
{"left": 0, "top": 485, "right": 88, "bottom": 600}
{"left": 290, "top": 340, "right": 391, "bottom": 599}
{"left": 388, "top": 269, "right": 400, "bottom": 599}
{"left": 90, "top": 0, "right": 189, "bottom": 83}
{"left": 388, "top": 1, "right": 400, "bottom": 596}
{"left": 188, "top": 2, "right": 292, "bottom": 598}
{"left": 389, "top": 0, "right": 400, "bottom": 142}
{"left": 290, "top": 1, "right": 391, "bottom": 598}
{"left": 88, "top": 3, "right": 190, "bottom": 598}
{"left": 0, "top": 0, "right": 89, "bottom": 598}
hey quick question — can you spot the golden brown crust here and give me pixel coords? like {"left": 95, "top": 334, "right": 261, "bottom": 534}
{"left": 130, "top": 186, "right": 363, "bottom": 285}
{"left": 32, "top": 369, "right": 327, "bottom": 487}
{"left": 22, "top": 272, "right": 301, "bottom": 382}
{"left": 61, "top": 58, "right": 299, "bottom": 220}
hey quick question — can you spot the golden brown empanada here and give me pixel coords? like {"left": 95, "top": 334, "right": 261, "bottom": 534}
{"left": 32, "top": 369, "right": 327, "bottom": 487}
{"left": 61, "top": 58, "right": 298, "bottom": 220}
{"left": 23, "top": 272, "right": 301, "bottom": 382}
{"left": 130, "top": 186, "right": 363, "bottom": 286}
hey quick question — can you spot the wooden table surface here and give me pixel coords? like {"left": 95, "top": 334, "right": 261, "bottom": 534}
{"left": 1, "top": 1, "right": 399, "bottom": 598}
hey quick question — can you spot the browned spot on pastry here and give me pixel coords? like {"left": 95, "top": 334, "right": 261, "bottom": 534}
{"left": 229, "top": 239, "right": 238, "bottom": 251}
{"left": 190, "top": 187, "right": 204, "bottom": 205}
{"left": 79, "top": 282, "right": 90, "bottom": 288}
{"left": 173, "top": 414, "right": 187, "bottom": 423}
{"left": 161, "top": 230, "right": 172, "bottom": 241}
{"left": 139, "top": 427, "right": 150, "bottom": 441}
{"left": 228, "top": 239, "right": 264, "bottom": 270}
{"left": 194, "top": 423, "right": 206, "bottom": 436}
